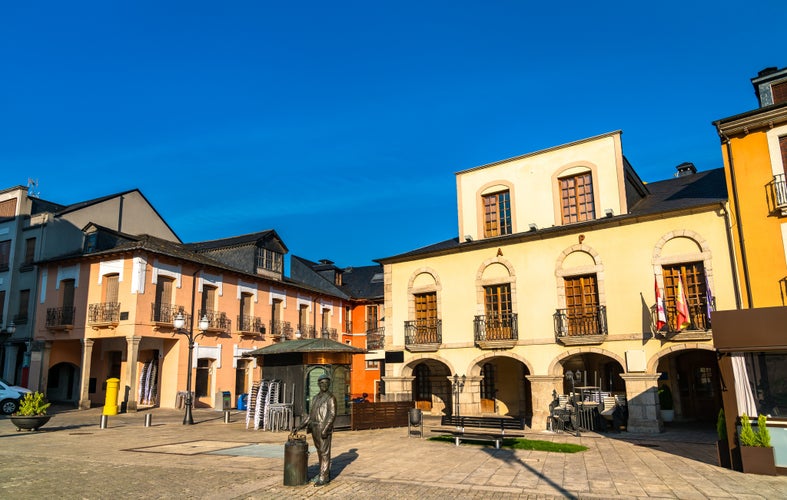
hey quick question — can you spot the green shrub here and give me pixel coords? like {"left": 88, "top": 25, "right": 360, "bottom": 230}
{"left": 716, "top": 409, "right": 727, "bottom": 441}
{"left": 757, "top": 414, "right": 771, "bottom": 448}
{"left": 739, "top": 413, "right": 772, "bottom": 447}
{"left": 16, "top": 392, "right": 51, "bottom": 416}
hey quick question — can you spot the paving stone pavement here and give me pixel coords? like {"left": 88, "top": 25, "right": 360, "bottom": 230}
{"left": 1, "top": 405, "right": 786, "bottom": 499}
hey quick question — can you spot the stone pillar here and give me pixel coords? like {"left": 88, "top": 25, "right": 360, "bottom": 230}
{"left": 446, "top": 375, "right": 480, "bottom": 416}
{"left": 621, "top": 373, "right": 663, "bottom": 433}
{"left": 38, "top": 342, "right": 52, "bottom": 396}
{"left": 124, "top": 336, "right": 141, "bottom": 412}
{"left": 526, "top": 375, "right": 563, "bottom": 430}
{"left": 380, "top": 376, "right": 414, "bottom": 402}
{"left": 78, "top": 339, "right": 95, "bottom": 410}
{"left": 2, "top": 343, "right": 18, "bottom": 381}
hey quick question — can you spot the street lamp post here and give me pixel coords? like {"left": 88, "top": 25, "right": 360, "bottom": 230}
{"left": 452, "top": 374, "right": 466, "bottom": 417}
{"left": 173, "top": 273, "right": 208, "bottom": 425}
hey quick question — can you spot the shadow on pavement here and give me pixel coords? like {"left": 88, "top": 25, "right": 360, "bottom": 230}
{"left": 481, "top": 446, "right": 578, "bottom": 500}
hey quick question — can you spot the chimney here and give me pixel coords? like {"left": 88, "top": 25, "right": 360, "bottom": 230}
{"left": 675, "top": 162, "right": 697, "bottom": 177}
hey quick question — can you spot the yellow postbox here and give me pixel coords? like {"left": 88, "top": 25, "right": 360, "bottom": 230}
{"left": 103, "top": 378, "right": 120, "bottom": 416}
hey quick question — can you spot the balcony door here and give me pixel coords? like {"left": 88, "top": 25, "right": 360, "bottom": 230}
{"left": 564, "top": 274, "right": 598, "bottom": 336}
{"left": 484, "top": 284, "right": 512, "bottom": 340}
{"left": 414, "top": 292, "right": 437, "bottom": 343}
{"left": 154, "top": 277, "right": 174, "bottom": 321}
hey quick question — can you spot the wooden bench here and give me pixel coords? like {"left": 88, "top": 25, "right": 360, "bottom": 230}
{"left": 432, "top": 415, "right": 526, "bottom": 449}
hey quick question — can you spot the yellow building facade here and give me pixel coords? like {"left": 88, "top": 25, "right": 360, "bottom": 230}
{"left": 380, "top": 131, "right": 735, "bottom": 433}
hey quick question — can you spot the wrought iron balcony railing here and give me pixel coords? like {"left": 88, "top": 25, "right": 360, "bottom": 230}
{"left": 474, "top": 312, "right": 518, "bottom": 342}
{"left": 88, "top": 302, "right": 120, "bottom": 325}
{"left": 404, "top": 319, "right": 442, "bottom": 345}
{"left": 298, "top": 324, "right": 318, "bottom": 339}
{"left": 366, "top": 327, "right": 385, "bottom": 350}
{"left": 237, "top": 315, "right": 265, "bottom": 336}
{"left": 46, "top": 306, "right": 75, "bottom": 328}
{"left": 651, "top": 298, "right": 714, "bottom": 334}
{"left": 270, "top": 320, "right": 293, "bottom": 340}
{"left": 151, "top": 302, "right": 183, "bottom": 325}
{"left": 199, "top": 309, "right": 231, "bottom": 333}
{"left": 771, "top": 174, "right": 787, "bottom": 210}
{"left": 344, "top": 320, "right": 352, "bottom": 333}
{"left": 554, "top": 305, "right": 608, "bottom": 338}
{"left": 320, "top": 327, "right": 338, "bottom": 340}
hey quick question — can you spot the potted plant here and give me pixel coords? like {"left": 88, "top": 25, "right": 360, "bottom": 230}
{"left": 716, "top": 409, "right": 731, "bottom": 468}
{"left": 658, "top": 385, "right": 674, "bottom": 422}
{"left": 10, "top": 391, "right": 52, "bottom": 431}
{"left": 738, "top": 413, "right": 776, "bottom": 475}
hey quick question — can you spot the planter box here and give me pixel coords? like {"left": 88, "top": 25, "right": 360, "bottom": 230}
{"left": 716, "top": 439, "right": 732, "bottom": 469}
{"left": 740, "top": 445, "right": 777, "bottom": 475}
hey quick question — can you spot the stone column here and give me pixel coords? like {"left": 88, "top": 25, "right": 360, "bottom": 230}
{"left": 380, "top": 376, "right": 414, "bottom": 402}
{"left": 2, "top": 343, "right": 18, "bottom": 381}
{"left": 621, "top": 373, "right": 663, "bottom": 433}
{"left": 124, "top": 336, "right": 141, "bottom": 412}
{"left": 526, "top": 375, "right": 563, "bottom": 430}
{"left": 38, "top": 342, "right": 52, "bottom": 396}
{"left": 452, "top": 375, "right": 481, "bottom": 416}
{"left": 78, "top": 339, "right": 94, "bottom": 410}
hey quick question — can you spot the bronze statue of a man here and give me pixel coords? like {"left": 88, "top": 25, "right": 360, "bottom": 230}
{"left": 293, "top": 373, "right": 337, "bottom": 486}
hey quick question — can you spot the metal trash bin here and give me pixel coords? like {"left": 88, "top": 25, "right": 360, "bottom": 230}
{"left": 408, "top": 408, "right": 423, "bottom": 438}
{"left": 283, "top": 435, "right": 309, "bottom": 486}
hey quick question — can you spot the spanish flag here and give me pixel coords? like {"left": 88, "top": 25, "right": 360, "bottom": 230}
{"left": 675, "top": 272, "right": 690, "bottom": 330}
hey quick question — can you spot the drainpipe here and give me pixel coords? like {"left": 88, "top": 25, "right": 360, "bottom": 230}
{"left": 720, "top": 202, "right": 743, "bottom": 310}
{"left": 718, "top": 131, "right": 754, "bottom": 308}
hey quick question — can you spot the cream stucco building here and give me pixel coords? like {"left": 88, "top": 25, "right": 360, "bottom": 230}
{"left": 378, "top": 131, "right": 735, "bottom": 433}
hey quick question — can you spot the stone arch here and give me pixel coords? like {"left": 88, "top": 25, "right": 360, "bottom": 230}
{"left": 407, "top": 267, "right": 443, "bottom": 322}
{"left": 475, "top": 257, "right": 517, "bottom": 312}
{"left": 548, "top": 346, "right": 626, "bottom": 376}
{"left": 475, "top": 180, "right": 517, "bottom": 236}
{"left": 399, "top": 353, "right": 455, "bottom": 378}
{"left": 554, "top": 244, "right": 606, "bottom": 309}
{"left": 550, "top": 161, "right": 601, "bottom": 224}
{"left": 467, "top": 351, "right": 534, "bottom": 377}
{"left": 652, "top": 230, "right": 715, "bottom": 290}
{"left": 647, "top": 342, "right": 716, "bottom": 374}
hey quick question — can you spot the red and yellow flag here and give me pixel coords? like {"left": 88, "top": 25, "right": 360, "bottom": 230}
{"left": 675, "top": 272, "right": 690, "bottom": 330}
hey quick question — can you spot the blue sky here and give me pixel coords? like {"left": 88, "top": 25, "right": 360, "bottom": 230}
{"left": 2, "top": 2, "right": 786, "bottom": 267}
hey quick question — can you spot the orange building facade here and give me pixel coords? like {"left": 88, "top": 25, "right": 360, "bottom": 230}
{"left": 32, "top": 229, "right": 349, "bottom": 411}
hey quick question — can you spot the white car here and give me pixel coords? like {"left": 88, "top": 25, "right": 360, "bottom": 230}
{"left": 0, "top": 377, "right": 32, "bottom": 415}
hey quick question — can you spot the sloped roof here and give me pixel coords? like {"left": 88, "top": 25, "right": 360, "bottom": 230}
{"left": 244, "top": 338, "right": 365, "bottom": 356}
{"left": 186, "top": 229, "right": 288, "bottom": 253}
{"left": 340, "top": 265, "right": 384, "bottom": 300}
{"left": 378, "top": 168, "right": 727, "bottom": 263}
{"left": 627, "top": 168, "right": 726, "bottom": 216}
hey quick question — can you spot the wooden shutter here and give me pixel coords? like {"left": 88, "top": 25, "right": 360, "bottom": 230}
{"left": 560, "top": 173, "right": 595, "bottom": 224}
{"left": 773, "top": 80, "right": 787, "bottom": 105}
{"left": 104, "top": 274, "right": 119, "bottom": 303}
{"left": 780, "top": 136, "right": 787, "bottom": 176}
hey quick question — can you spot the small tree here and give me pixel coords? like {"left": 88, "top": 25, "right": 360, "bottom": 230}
{"left": 740, "top": 413, "right": 771, "bottom": 447}
{"left": 757, "top": 414, "right": 771, "bottom": 448}
{"left": 658, "top": 385, "right": 673, "bottom": 410}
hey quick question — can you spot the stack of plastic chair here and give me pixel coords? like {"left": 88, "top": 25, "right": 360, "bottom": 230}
{"left": 262, "top": 380, "right": 280, "bottom": 431}
{"left": 245, "top": 382, "right": 260, "bottom": 430}
{"left": 253, "top": 381, "right": 269, "bottom": 430}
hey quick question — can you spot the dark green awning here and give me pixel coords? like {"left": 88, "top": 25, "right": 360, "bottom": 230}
{"left": 244, "top": 338, "right": 366, "bottom": 356}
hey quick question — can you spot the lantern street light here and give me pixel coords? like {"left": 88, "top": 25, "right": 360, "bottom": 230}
{"left": 452, "top": 374, "right": 466, "bottom": 417}
{"left": 174, "top": 306, "right": 209, "bottom": 425}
